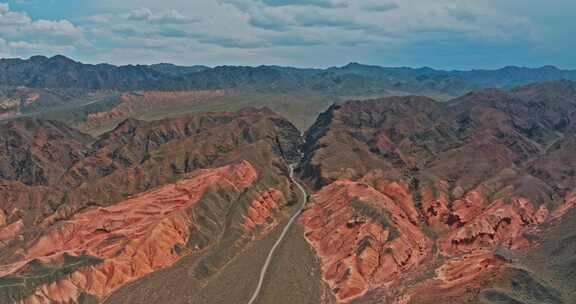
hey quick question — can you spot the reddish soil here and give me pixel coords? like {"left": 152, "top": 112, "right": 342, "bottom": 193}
{"left": 299, "top": 81, "right": 576, "bottom": 303}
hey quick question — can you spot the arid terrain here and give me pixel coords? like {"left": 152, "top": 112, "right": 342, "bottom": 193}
{"left": 298, "top": 80, "right": 576, "bottom": 304}
{"left": 2, "top": 0, "right": 576, "bottom": 301}
{"left": 3, "top": 56, "right": 576, "bottom": 135}
{"left": 1, "top": 55, "right": 576, "bottom": 304}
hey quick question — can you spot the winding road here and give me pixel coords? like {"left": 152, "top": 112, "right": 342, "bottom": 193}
{"left": 247, "top": 164, "right": 308, "bottom": 304}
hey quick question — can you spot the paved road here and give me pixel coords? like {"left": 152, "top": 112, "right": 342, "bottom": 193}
{"left": 247, "top": 164, "right": 308, "bottom": 304}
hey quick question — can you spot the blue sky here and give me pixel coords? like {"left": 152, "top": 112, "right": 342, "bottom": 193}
{"left": 0, "top": 0, "right": 575, "bottom": 69}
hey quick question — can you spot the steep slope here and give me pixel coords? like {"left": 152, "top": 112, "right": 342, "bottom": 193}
{"left": 0, "top": 161, "right": 258, "bottom": 303}
{"left": 0, "top": 118, "right": 92, "bottom": 186}
{"left": 0, "top": 108, "right": 303, "bottom": 303}
{"left": 299, "top": 80, "right": 576, "bottom": 303}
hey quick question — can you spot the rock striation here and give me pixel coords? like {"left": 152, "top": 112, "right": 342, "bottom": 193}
{"left": 4, "top": 161, "right": 257, "bottom": 303}
{"left": 0, "top": 107, "right": 302, "bottom": 303}
{"left": 300, "top": 80, "right": 576, "bottom": 303}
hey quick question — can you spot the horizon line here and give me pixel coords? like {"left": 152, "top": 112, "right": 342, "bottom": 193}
{"left": 1, "top": 54, "right": 575, "bottom": 72}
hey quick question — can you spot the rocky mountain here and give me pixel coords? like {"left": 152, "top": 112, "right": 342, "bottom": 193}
{"left": 147, "top": 63, "right": 210, "bottom": 77}
{"left": 0, "top": 70, "right": 575, "bottom": 304}
{"left": 3, "top": 55, "right": 576, "bottom": 137}
{"left": 2, "top": 55, "right": 576, "bottom": 96}
{"left": 0, "top": 119, "right": 92, "bottom": 186}
{"left": 0, "top": 108, "right": 302, "bottom": 303}
{"left": 0, "top": 55, "right": 164, "bottom": 91}
{"left": 329, "top": 63, "right": 576, "bottom": 91}
{"left": 298, "top": 80, "right": 576, "bottom": 303}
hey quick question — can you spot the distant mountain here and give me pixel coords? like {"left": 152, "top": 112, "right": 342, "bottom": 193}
{"left": 147, "top": 63, "right": 210, "bottom": 77}
{"left": 1, "top": 55, "right": 575, "bottom": 96}
{"left": 326, "top": 62, "right": 576, "bottom": 93}
{"left": 0, "top": 55, "right": 164, "bottom": 90}
{"left": 144, "top": 63, "right": 576, "bottom": 96}
{"left": 455, "top": 65, "right": 576, "bottom": 88}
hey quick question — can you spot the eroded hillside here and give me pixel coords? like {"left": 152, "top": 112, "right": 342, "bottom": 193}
{"left": 0, "top": 108, "right": 303, "bottom": 303}
{"left": 299, "top": 80, "right": 576, "bottom": 304}
{"left": 1, "top": 80, "right": 576, "bottom": 304}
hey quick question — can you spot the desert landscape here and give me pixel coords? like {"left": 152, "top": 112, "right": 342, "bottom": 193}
{"left": 1, "top": 1, "right": 575, "bottom": 303}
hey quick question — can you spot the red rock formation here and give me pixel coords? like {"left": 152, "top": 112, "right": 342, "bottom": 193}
{"left": 0, "top": 107, "right": 301, "bottom": 304}
{"left": 300, "top": 180, "right": 431, "bottom": 302}
{"left": 300, "top": 84, "right": 576, "bottom": 303}
{"left": 4, "top": 161, "right": 257, "bottom": 303}
{"left": 242, "top": 189, "right": 286, "bottom": 233}
{"left": 0, "top": 220, "right": 23, "bottom": 248}
{"left": 0, "top": 90, "right": 39, "bottom": 114}
{"left": 438, "top": 197, "right": 531, "bottom": 256}
{"left": 434, "top": 250, "right": 505, "bottom": 289}
{"left": 301, "top": 178, "right": 572, "bottom": 303}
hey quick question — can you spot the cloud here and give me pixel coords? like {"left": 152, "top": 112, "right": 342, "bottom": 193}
{"left": 197, "top": 37, "right": 267, "bottom": 48}
{"left": 123, "top": 8, "right": 197, "bottom": 24}
{"left": 4, "top": 0, "right": 572, "bottom": 69}
{"left": 82, "top": 0, "right": 545, "bottom": 67}
{"left": 269, "top": 35, "right": 323, "bottom": 46}
{"left": 339, "top": 39, "right": 371, "bottom": 47}
{"left": 292, "top": 9, "right": 373, "bottom": 30}
{"left": 83, "top": 6, "right": 267, "bottom": 53}
{"left": 247, "top": 9, "right": 293, "bottom": 31}
{"left": 361, "top": 2, "right": 398, "bottom": 12}
{"left": 0, "top": 2, "right": 85, "bottom": 57}
{"left": 446, "top": 7, "right": 477, "bottom": 22}
{"left": 260, "top": 0, "right": 347, "bottom": 9}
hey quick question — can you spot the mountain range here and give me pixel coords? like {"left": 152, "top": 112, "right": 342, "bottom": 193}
{"left": 2, "top": 55, "right": 576, "bottom": 134}
{"left": 1, "top": 55, "right": 576, "bottom": 94}
{"left": 0, "top": 55, "right": 576, "bottom": 304}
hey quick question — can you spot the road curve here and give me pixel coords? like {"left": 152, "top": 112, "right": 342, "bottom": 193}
{"left": 247, "top": 164, "right": 308, "bottom": 304}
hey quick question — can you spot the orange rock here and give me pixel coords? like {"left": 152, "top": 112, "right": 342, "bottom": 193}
{"left": 301, "top": 180, "right": 431, "bottom": 302}
{"left": 438, "top": 195, "right": 555, "bottom": 256}
{"left": 0, "top": 220, "right": 23, "bottom": 245}
{"left": 242, "top": 189, "right": 285, "bottom": 233}
{"left": 302, "top": 175, "right": 573, "bottom": 303}
{"left": 10, "top": 161, "right": 257, "bottom": 303}
{"left": 435, "top": 250, "right": 504, "bottom": 288}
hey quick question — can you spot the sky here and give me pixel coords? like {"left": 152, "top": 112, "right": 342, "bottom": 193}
{"left": 0, "top": 0, "right": 575, "bottom": 69}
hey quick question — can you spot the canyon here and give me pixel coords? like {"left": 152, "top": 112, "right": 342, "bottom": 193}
{"left": 0, "top": 79, "right": 575, "bottom": 304}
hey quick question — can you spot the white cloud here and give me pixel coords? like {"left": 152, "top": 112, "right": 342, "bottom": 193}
{"left": 0, "top": 2, "right": 86, "bottom": 57}
{"left": 76, "top": 0, "right": 540, "bottom": 67}
{"left": 361, "top": 2, "right": 398, "bottom": 12}
{"left": 123, "top": 7, "right": 197, "bottom": 24}
{"left": 2, "top": 0, "right": 554, "bottom": 68}
{"left": 259, "top": 0, "right": 348, "bottom": 9}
